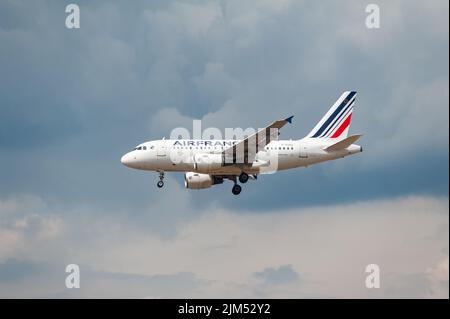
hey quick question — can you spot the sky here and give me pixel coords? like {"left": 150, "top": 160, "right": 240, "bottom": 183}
{"left": 0, "top": 0, "right": 448, "bottom": 298}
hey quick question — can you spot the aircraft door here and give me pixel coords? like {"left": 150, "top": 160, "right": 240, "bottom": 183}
{"left": 299, "top": 145, "right": 308, "bottom": 158}
{"left": 157, "top": 143, "right": 167, "bottom": 157}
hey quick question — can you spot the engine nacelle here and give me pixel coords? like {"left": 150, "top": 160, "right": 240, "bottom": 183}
{"left": 184, "top": 172, "right": 214, "bottom": 189}
{"left": 193, "top": 153, "right": 223, "bottom": 173}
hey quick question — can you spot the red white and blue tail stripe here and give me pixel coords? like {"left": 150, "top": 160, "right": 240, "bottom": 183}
{"left": 306, "top": 91, "right": 357, "bottom": 139}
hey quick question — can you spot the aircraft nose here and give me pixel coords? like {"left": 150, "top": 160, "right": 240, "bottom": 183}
{"left": 121, "top": 153, "right": 131, "bottom": 166}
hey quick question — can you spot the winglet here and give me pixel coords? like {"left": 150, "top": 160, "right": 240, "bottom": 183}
{"left": 285, "top": 115, "right": 294, "bottom": 124}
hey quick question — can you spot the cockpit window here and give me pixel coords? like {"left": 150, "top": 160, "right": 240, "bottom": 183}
{"left": 134, "top": 145, "right": 153, "bottom": 151}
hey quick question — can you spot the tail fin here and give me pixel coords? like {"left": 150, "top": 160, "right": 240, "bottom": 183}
{"left": 306, "top": 91, "right": 357, "bottom": 139}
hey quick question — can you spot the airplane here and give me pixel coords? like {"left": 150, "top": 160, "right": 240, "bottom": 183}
{"left": 121, "top": 91, "right": 362, "bottom": 195}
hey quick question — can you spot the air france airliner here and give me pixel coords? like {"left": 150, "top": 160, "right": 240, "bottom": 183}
{"left": 121, "top": 91, "right": 362, "bottom": 195}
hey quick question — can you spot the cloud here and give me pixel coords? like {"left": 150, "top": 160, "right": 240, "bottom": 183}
{"left": 383, "top": 257, "right": 449, "bottom": 299}
{"left": 0, "top": 0, "right": 448, "bottom": 209}
{"left": 254, "top": 264, "right": 299, "bottom": 285}
{"left": 0, "top": 0, "right": 448, "bottom": 298}
{"left": 426, "top": 257, "right": 449, "bottom": 283}
{"left": 0, "top": 259, "right": 46, "bottom": 283}
{"left": 0, "top": 258, "right": 205, "bottom": 298}
{"left": 0, "top": 194, "right": 447, "bottom": 298}
{"left": 0, "top": 195, "right": 64, "bottom": 260}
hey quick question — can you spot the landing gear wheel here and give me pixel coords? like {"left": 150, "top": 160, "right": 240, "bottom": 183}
{"left": 238, "top": 172, "right": 249, "bottom": 184}
{"left": 157, "top": 181, "right": 164, "bottom": 188}
{"left": 232, "top": 184, "right": 242, "bottom": 195}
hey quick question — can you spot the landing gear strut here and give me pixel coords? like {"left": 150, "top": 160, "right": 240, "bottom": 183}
{"left": 157, "top": 171, "right": 165, "bottom": 188}
{"left": 238, "top": 172, "right": 249, "bottom": 184}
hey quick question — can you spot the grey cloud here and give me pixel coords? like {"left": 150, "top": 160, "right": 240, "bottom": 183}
{"left": 1, "top": 194, "right": 448, "bottom": 298}
{"left": 0, "top": 0, "right": 448, "bottom": 298}
{"left": 0, "top": 258, "right": 206, "bottom": 298}
{"left": 254, "top": 264, "right": 299, "bottom": 285}
{"left": 383, "top": 267, "right": 449, "bottom": 299}
{"left": 0, "top": 258, "right": 46, "bottom": 283}
{"left": 0, "top": 0, "right": 448, "bottom": 209}
{"left": 55, "top": 269, "right": 206, "bottom": 299}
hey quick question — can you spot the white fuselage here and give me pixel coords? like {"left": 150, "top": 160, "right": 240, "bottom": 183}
{"left": 120, "top": 138, "right": 362, "bottom": 175}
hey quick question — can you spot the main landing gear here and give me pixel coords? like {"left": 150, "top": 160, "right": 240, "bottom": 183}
{"left": 231, "top": 172, "right": 249, "bottom": 195}
{"left": 157, "top": 171, "right": 165, "bottom": 188}
{"left": 238, "top": 172, "right": 249, "bottom": 184}
{"left": 232, "top": 183, "right": 242, "bottom": 195}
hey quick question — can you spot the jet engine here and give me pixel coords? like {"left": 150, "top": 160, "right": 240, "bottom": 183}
{"left": 184, "top": 172, "right": 223, "bottom": 189}
{"left": 193, "top": 153, "right": 223, "bottom": 173}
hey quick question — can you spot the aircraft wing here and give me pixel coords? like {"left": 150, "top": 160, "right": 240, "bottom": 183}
{"left": 221, "top": 116, "right": 294, "bottom": 165}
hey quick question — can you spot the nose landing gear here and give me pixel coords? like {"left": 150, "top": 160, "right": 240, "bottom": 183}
{"left": 157, "top": 171, "right": 165, "bottom": 188}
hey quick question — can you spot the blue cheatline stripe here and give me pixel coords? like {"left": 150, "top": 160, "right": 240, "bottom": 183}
{"left": 320, "top": 97, "right": 355, "bottom": 138}
{"left": 311, "top": 91, "right": 356, "bottom": 138}
{"left": 324, "top": 102, "right": 354, "bottom": 138}
{"left": 327, "top": 100, "right": 355, "bottom": 137}
{"left": 319, "top": 97, "right": 355, "bottom": 138}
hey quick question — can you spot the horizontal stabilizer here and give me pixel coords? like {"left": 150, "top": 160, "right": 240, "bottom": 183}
{"left": 324, "top": 134, "right": 362, "bottom": 151}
